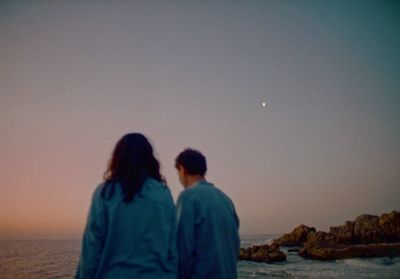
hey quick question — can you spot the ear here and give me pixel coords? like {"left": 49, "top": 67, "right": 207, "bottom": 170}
{"left": 180, "top": 166, "right": 188, "bottom": 176}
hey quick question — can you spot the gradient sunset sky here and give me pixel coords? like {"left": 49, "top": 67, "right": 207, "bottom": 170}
{"left": 1, "top": 0, "right": 399, "bottom": 239}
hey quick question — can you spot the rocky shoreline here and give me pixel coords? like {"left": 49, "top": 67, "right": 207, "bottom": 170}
{"left": 239, "top": 210, "right": 400, "bottom": 262}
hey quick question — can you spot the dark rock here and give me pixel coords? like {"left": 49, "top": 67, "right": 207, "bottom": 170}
{"left": 239, "top": 244, "right": 286, "bottom": 263}
{"left": 379, "top": 211, "right": 400, "bottom": 242}
{"left": 299, "top": 243, "right": 400, "bottom": 260}
{"left": 272, "top": 224, "right": 316, "bottom": 247}
{"left": 353, "top": 214, "right": 385, "bottom": 244}
{"left": 329, "top": 221, "right": 354, "bottom": 245}
{"left": 302, "top": 231, "right": 337, "bottom": 249}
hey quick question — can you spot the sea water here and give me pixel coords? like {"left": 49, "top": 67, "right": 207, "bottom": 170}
{"left": 1, "top": 235, "right": 399, "bottom": 279}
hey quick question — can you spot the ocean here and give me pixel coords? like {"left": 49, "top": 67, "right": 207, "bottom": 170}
{"left": 1, "top": 235, "right": 399, "bottom": 279}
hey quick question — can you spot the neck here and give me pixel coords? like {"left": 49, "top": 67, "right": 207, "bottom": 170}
{"left": 185, "top": 175, "right": 205, "bottom": 188}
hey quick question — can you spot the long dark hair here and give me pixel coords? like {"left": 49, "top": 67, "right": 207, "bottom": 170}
{"left": 101, "top": 133, "right": 165, "bottom": 202}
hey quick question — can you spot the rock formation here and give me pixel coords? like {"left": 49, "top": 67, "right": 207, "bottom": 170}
{"left": 272, "top": 210, "right": 400, "bottom": 260}
{"left": 329, "top": 221, "right": 354, "bottom": 244}
{"left": 378, "top": 210, "right": 400, "bottom": 242}
{"left": 272, "top": 224, "right": 316, "bottom": 247}
{"left": 239, "top": 244, "right": 286, "bottom": 263}
{"left": 299, "top": 243, "right": 400, "bottom": 260}
{"left": 353, "top": 214, "right": 385, "bottom": 244}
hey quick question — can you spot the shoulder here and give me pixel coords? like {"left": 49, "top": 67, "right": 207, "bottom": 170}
{"left": 87, "top": 183, "right": 108, "bottom": 212}
{"left": 144, "top": 177, "right": 165, "bottom": 187}
{"left": 143, "top": 177, "right": 169, "bottom": 194}
{"left": 142, "top": 177, "right": 174, "bottom": 206}
{"left": 177, "top": 185, "right": 197, "bottom": 201}
{"left": 198, "top": 182, "right": 236, "bottom": 207}
{"left": 212, "top": 184, "right": 235, "bottom": 205}
{"left": 93, "top": 183, "right": 106, "bottom": 200}
{"left": 94, "top": 181, "right": 119, "bottom": 201}
{"left": 177, "top": 182, "right": 210, "bottom": 204}
{"left": 177, "top": 187, "right": 197, "bottom": 207}
{"left": 182, "top": 181, "right": 216, "bottom": 196}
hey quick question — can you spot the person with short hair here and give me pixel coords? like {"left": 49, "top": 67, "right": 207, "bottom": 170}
{"left": 76, "top": 133, "right": 177, "bottom": 279}
{"left": 175, "top": 148, "right": 240, "bottom": 279}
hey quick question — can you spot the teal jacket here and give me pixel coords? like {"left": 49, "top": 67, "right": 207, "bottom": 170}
{"left": 76, "top": 178, "right": 177, "bottom": 279}
{"left": 176, "top": 181, "right": 240, "bottom": 279}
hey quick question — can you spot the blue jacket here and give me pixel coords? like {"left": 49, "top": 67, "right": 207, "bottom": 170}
{"left": 176, "top": 181, "right": 240, "bottom": 279}
{"left": 76, "top": 178, "right": 178, "bottom": 279}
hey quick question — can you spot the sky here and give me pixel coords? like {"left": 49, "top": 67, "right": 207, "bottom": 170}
{"left": 1, "top": 0, "right": 399, "bottom": 239}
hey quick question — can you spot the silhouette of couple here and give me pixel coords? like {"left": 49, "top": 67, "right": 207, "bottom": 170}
{"left": 75, "top": 133, "right": 240, "bottom": 279}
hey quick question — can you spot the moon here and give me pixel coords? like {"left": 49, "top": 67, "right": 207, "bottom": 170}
{"left": 261, "top": 101, "right": 267, "bottom": 107}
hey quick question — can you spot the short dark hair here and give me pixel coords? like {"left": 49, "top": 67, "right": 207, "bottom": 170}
{"left": 175, "top": 148, "right": 207, "bottom": 176}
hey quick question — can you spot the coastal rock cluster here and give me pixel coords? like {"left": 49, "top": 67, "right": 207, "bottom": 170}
{"left": 239, "top": 210, "right": 400, "bottom": 262}
{"left": 239, "top": 244, "right": 286, "bottom": 263}
{"left": 298, "top": 211, "right": 400, "bottom": 260}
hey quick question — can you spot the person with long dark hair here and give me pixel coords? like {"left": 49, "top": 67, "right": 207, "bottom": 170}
{"left": 75, "top": 133, "right": 177, "bottom": 279}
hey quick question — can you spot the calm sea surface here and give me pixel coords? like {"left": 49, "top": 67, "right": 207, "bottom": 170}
{"left": 1, "top": 235, "right": 399, "bottom": 279}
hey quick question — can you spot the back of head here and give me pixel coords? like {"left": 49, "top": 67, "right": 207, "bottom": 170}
{"left": 175, "top": 148, "right": 207, "bottom": 176}
{"left": 103, "top": 133, "right": 164, "bottom": 202}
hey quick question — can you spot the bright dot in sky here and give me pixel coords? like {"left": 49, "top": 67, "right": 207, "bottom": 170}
{"left": 262, "top": 101, "right": 267, "bottom": 107}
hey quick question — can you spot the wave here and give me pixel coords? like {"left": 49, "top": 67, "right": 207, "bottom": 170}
{"left": 342, "top": 257, "right": 400, "bottom": 269}
{"left": 240, "top": 234, "right": 280, "bottom": 248}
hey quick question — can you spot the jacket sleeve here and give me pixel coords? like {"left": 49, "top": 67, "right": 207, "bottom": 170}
{"left": 75, "top": 186, "right": 107, "bottom": 279}
{"left": 167, "top": 203, "right": 179, "bottom": 273}
{"left": 176, "top": 194, "right": 199, "bottom": 279}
